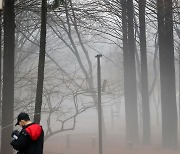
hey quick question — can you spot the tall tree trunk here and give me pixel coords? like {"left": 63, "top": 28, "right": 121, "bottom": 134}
{"left": 34, "top": 0, "right": 47, "bottom": 124}
{"left": 138, "top": 0, "right": 151, "bottom": 144}
{"left": 0, "top": 11, "right": 2, "bottom": 123}
{"left": 122, "top": 0, "right": 139, "bottom": 143}
{"left": 127, "top": 0, "right": 139, "bottom": 143}
{"left": 179, "top": 52, "right": 180, "bottom": 129}
{"left": 157, "top": 0, "right": 178, "bottom": 149}
{"left": 1, "top": 0, "right": 15, "bottom": 153}
{"left": 121, "top": 0, "right": 129, "bottom": 142}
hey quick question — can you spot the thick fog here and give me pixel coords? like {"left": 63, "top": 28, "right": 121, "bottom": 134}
{"left": 0, "top": 0, "right": 180, "bottom": 154}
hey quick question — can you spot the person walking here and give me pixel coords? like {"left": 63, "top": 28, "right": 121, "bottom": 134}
{"left": 10, "top": 112, "right": 44, "bottom": 154}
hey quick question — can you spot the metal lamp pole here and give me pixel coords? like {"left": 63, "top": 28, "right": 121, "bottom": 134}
{"left": 95, "top": 54, "right": 103, "bottom": 154}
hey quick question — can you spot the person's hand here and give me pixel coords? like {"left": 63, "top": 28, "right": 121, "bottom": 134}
{"left": 11, "top": 130, "right": 19, "bottom": 140}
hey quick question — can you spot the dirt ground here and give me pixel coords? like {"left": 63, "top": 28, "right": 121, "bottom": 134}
{"left": 44, "top": 133, "right": 180, "bottom": 154}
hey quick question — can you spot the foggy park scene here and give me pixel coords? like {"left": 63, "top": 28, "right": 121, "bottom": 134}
{"left": 0, "top": 0, "right": 180, "bottom": 154}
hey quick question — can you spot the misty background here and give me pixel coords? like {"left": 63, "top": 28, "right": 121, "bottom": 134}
{"left": 0, "top": 0, "right": 180, "bottom": 154}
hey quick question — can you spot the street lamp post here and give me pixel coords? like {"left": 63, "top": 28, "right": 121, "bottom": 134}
{"left": 95, "top": 54, "right": 103, "bottom": 154}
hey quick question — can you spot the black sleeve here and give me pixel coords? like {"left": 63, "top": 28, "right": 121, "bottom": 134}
{"left": 10, "top": 130, "right": 30, "bottom": 151}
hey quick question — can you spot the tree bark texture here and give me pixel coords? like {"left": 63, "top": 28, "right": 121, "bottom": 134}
{"left": 1, "top": 0, "right": 15, "bottom": 153}
{"left": 157, "top": 0, "right": 178, "bottom": 149}
{"left": 34, "top": 0, "right": 47, "bottom": 124}
{"left": 139, "top": 0, "right": 151, "bottom": 145}
{"left": 122, "top": 0, "right": 139, "bottom": 143}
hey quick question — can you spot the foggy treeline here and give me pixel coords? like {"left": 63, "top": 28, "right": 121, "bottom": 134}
{"left": 0, "top": 0, "right": 180, "bottom": 153}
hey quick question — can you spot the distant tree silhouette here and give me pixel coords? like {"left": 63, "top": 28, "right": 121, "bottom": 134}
{"left": 138, "top": 0, "right": 151, "bottom": 144}
{"left": 122, "top": 0, "right": 139, "bottom": 143}
{"left": 157, "top": 0, "right": 178, "bottom": 149}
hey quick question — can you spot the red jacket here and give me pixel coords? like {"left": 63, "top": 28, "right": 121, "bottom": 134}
{"left": 11, "top": 123, "right": 44, "bottom": 154}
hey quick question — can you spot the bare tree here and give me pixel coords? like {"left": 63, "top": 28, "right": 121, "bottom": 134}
{"left": 125, "top": 0, "right": 139, "bottom": 143}
{"left": 157, "top": 0, "right": 178, "bottom": 149}
{"left": 33, "top": 0, "right": 47, "bottom": 124}
{"left": 138, "top": 0, "right": 151, "bottom": 144}
{"left": 1, "top": 0, "right": 15, "bottom": 153}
